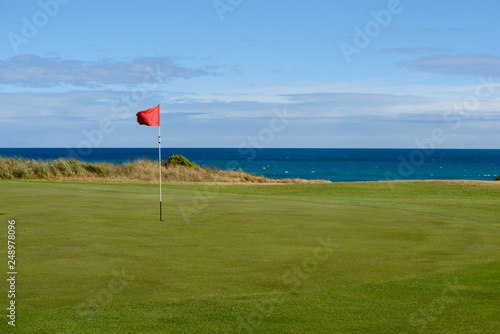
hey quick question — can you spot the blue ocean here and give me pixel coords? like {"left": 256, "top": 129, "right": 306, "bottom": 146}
{"left": 0, "top": 148, "right": 499, "bottom": 182}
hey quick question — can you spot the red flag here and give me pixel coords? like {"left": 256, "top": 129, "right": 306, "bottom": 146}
{"left": 136, "top": 105, "right": 160, "bottom": 126}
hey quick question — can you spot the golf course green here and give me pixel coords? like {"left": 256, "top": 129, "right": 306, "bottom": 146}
{"left": 1, "top": 180, "right": 499, "bottom": 333}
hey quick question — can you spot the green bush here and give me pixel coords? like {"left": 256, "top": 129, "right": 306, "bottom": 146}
{"left": 165, "top": 155, "right": 199, "bottom": 168}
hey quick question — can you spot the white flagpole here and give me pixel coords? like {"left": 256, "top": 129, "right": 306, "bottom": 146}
{"left": 158, "top": 106, "right": 163, "bottom": 221}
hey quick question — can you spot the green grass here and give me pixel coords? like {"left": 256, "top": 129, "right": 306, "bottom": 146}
{"left": 0, "top": 180, "right": 499, "bottom": 333}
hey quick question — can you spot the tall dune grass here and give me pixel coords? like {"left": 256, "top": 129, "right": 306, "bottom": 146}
{"left": 0, "top": 156, "right": 325, "bottom": 183}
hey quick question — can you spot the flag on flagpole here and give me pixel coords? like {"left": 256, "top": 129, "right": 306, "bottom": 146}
{"left": 136, "top": 105, "right": 160, "bottom": 126}
{"left": 136, "top": 104, "right": 163, "bottom": 221}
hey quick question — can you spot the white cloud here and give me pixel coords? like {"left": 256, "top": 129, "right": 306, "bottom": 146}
{"left": 2, "top": 69, "right": 499, "bottom": 148}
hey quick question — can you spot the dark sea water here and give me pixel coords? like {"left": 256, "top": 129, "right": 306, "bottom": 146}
{"left": 1, "top": 148, "right": 499, "bottom": 182}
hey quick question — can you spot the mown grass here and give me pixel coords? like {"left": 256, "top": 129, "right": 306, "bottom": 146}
{"left": 0, "top": 156, "right": 324, "bottom": 184}
{"left": 0, "top": 180, "right": 498, "bottom": 333}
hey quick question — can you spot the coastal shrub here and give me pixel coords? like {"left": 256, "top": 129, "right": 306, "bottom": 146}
{"left": 13, "top": 164, "right": 28, "bottom": 179}
{"left": 30, "top": 160, "right": 50, "bottom": 178}
{"left": 48, "top": 164, "right": 59, "bottom": 178}
{"left": 0, "top": 157, "right": 12, "bottom": 179}
{"left": 119, "top": 159, "right": 157, "bottom": 181}
{"left": 68, "top": 158, "right": 85, "bottom": 175}
{"left": 165, "top": 155, "right": 199, "bottom": 168}
{"left": 84, "top": 162, "right": 113, "bottom": 177}
{"left": 54, "top": 159, "right": 72, "bottom": 176}
{"left": 0, "top": 156, "right": 318, "bottom": 183}
{"left": 0, "top": 157, "right": 13, "bottom": 179}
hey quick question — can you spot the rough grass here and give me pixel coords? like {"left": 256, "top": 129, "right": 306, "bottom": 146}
{"left": 0, "top": 156, "right": 326, "bottom": 184}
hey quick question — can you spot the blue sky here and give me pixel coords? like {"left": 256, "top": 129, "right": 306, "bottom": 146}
{"left": 1, "top": 0, "right": 499, "bottom": 148}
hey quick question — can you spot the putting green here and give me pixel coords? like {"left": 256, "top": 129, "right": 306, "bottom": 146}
{"left": 0, "top": 180, "right": 499, "bottom": 333}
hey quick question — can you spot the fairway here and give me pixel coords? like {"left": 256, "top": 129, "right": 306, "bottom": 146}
{"left": 1, "top": 180, "right": 499, "bottom": 333}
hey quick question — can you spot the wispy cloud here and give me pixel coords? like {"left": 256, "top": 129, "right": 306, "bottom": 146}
{"left": 0, "top": 90, "right": 167, "bottom": 123}
{"left": 401, "top": 55, "right": 500, "bottom": 76}
{"left": 386, "top": 25, "right": 471, "bottom": 35}
{"left": 382, "top": 47, "right": 454, "bottom": 55}
{"left": 0, "top": 55, "right": 216, "bottom": 88}
{"left": 3, "top": 77, "right": 497, "bottom": 124}
{"left": 2, "top": 84, "right": 499, "bottom": 148}
{"left": 161, "top": 91, "right": 466, "bottom": 121}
